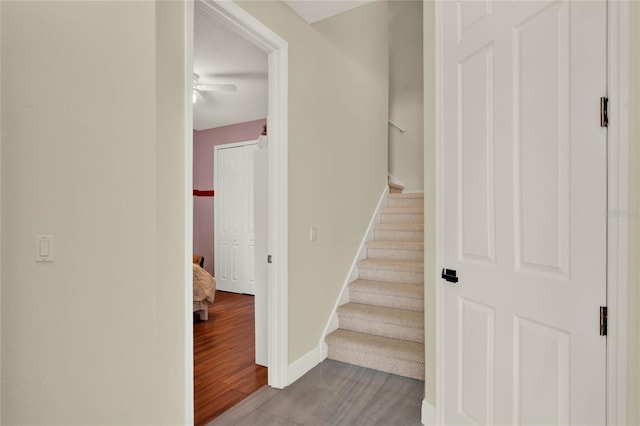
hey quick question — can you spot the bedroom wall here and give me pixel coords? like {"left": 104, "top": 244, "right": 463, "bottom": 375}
{"left": 193, "top": 118, "right": 266, "bottom": 276}
{"left": 389, "top": 0, "right": 424, "bottom": 192}
{"left": 237, "top": 1, "right": 389, "bottom": 362}
{"left": 1, "top": 1, "right": 188, "bottom": 424}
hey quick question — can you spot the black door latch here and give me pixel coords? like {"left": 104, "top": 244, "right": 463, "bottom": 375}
{"left": 441, "top": 268, "right": 458, "bottom": 283}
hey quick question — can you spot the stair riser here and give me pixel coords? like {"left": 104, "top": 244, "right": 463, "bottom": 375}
{"left": 327, "top": 348, "right": 424, "bottom": 381}
{"left": 359, "top": 269, "right": 423, "bottom": 284}
{"left": 367, "top": 248, "right": 424, "bottom": 261}
{"left": 387, "top": 198, "right": 423, "bottom": 208}
{"left": 374, "top": 230, "right": 423, "bottom": 241}
{"left": 381, "top": 213, "right": 424, "bottom": 224}
{"left": 338, "top": 316, "right": 424, "bottom": 343}
{"left": 349, "top": 291, "right": 424, "bottom": 312}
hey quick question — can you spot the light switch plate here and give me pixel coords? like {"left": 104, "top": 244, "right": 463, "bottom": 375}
{"left": 35, "top": 235, "right": 54, "bottom": 262}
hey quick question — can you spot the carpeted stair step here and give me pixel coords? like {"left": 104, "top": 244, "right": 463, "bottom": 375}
{"left": 349, "top": 279, "right": 424, "bottom": 312}
{"left": 381, "top": 206, "right": 424, "bottom": 224}
{"left": 387, "top": 193, "right": 423, "bottom": 208}
{"left": 326, "top": 329, "right": 425, "bottom": 380}
{"left": 367, "top": 240, "right": 424, "bottom": 261}
{"left": 358, "top": 258, "right": 423, "bottom": 284}
{"left": 373, "top": 223, "right": 424, "bottom": 242}
{"left": 337, "top": 303, "right": 424, "bottom": 343}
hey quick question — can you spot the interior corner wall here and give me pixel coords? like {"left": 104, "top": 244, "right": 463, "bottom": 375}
{"left": 236, "top": 1, "right": 388, "bottom": 362}
{"left": 422, "top": 0, "right": 436, "bottom": 408}
{"left": 389, "top": 0, "right": 424, "bottom": 192}
{"left": 193, "top": 119, "right": 266, "bottom": 276}
{"left": 628, "top": 3, "right": 640, "bottom": 424}
{"left": 1, "top": 1, "right": 187, "bottom": 424}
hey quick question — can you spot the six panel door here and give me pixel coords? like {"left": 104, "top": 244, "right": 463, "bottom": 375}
{"left": 441, "top": 1, "right": 607, "bottom": 424}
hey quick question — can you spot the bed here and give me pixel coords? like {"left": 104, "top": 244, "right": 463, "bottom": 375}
{"left": 193, "top": 256, "right": 216, "bottom": 321}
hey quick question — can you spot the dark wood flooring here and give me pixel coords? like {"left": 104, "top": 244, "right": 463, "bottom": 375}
{"left": 194, "top": 291, "right": 268, "bottom": 426}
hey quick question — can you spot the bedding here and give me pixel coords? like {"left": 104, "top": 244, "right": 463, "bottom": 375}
{"left": 193, "top": 262, "right": 216, "bottom": 321}
{"left": 193, "top": 263, "right": 216, "bottom": 304}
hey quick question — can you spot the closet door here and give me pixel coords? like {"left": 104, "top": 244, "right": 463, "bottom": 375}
{"left": 215, "top": 142, "right": 258, "bottom": 295}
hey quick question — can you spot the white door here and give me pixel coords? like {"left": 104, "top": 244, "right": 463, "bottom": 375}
{"left": 215, "top": 142, "right": 259, "bottom": 295}
{"left": 440, "top": 1, "right": 607, "bottom": 425}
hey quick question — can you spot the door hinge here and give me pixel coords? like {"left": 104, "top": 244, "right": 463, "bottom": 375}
{"left": 600, "top": 96, "right": 608, "bottom": 127}
{"left": 600, "top": 306, "right": 608, "bottom": 336}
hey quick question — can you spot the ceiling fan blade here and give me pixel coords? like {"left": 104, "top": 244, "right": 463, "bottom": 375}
{"left": 195, "top": 89, "right": 214, "bottom": 103}
{"left": 197, "top": 84, "right": 237, "bottom": 92}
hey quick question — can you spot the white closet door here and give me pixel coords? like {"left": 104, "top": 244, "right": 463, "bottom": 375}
{"left": 440, "top": 1, "right": 607, "bottom": 425}
{"left": 215, "top": 142, "right": 258, "bottom": 295}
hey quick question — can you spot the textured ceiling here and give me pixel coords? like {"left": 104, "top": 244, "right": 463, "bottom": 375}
{"left": 193, "top": 4, "right": 268, "bottom": 131}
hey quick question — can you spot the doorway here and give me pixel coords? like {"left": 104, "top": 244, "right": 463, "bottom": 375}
{"left": 186, "top": 1, "right": 289, "bottom": 424}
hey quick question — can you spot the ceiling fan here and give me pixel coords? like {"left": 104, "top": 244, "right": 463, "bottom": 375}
{"left": 193, "top": 73, "right": 237, "bottom": 103}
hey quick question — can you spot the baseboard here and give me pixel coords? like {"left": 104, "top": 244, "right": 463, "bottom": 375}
{"left": 319, "top": 185, "right": 389, "bottom": 343}
{"left": 287, "top": 345, "right": 325, "bottom": 386}
{"left": 421, "top": 399, "right": 436, "bottom": 425}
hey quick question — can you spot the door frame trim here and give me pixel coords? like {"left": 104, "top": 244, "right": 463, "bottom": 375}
{"left": 184, "top": 2, "right": 289, "bottom": 423}
{"left": 433, "top": 1, "right": 630, "bottom": 424}
{"left": 605, "top": 2, "right": 630, "bottom": 424}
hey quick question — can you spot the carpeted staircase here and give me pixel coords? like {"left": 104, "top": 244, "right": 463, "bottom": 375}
{"left": 325, "top": 191, "right": 425, "bottom": 381}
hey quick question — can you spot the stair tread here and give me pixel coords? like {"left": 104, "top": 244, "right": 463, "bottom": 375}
{"left": 338, "top": 303, "right": 423, "bottom": 328}
{"left": 374, "top": 223, "right": 424, "bottom": 231}
{"left": 367, "top": 240, "right": 424, "bottom": 251}
{"left": 326, "top": 329, "right": 424, "bottom": 363}
{"left": 350, "top": 279, "right": 424, "bottom": 299}
{"left": 358, "top": 258, "right": 423, "bottom": 272}
{"left": 388, "top": 193, "right": 424, "bottom": 199}
{"left": 382, "top": 206, "right": 424, "bottom": 214}
{"left": 388, "top": 182, "right": 404, "bottom": 190}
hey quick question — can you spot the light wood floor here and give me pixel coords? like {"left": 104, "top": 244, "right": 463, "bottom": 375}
{"left": 194, "top": 291, "right": 268, "bottom": 426}
{"left": 206, "top": 359, "right": 424, "bottom": 426}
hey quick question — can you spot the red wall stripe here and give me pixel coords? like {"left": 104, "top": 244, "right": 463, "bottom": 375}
{"left": 193, "top": 189, "right": 214, "bottom": 197}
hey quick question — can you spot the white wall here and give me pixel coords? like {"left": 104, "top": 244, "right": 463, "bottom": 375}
{"left": 238, "top": 0, "right": 389, "bottom": 362}
{"left": 389, "top": 0, "right": 424, "bottom": 192}
{"left": 1, "top": 1, "right": 187, "bottom": 424}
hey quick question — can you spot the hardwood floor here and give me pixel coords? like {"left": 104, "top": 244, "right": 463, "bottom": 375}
{"left": 207, "top": 359, "right": 424, "bottom": 426}
{"left": 194, "top": 291, "right": 268, "bottom": 426}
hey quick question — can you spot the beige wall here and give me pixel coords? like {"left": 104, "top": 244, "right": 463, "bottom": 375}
{"left": 423, "top": 0, "right": 436, "bottom": 407}
{"left": 1, "top": 2, "right": 187, "bottom": 424}
{"left": 628, "top": 3, "right": 640, "bottom": 424}
{"left": 237, "top": 1, "right": 389, "bottom": 362}
{"left": 389, "top": 0, "right": 424, "bottom": 192}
